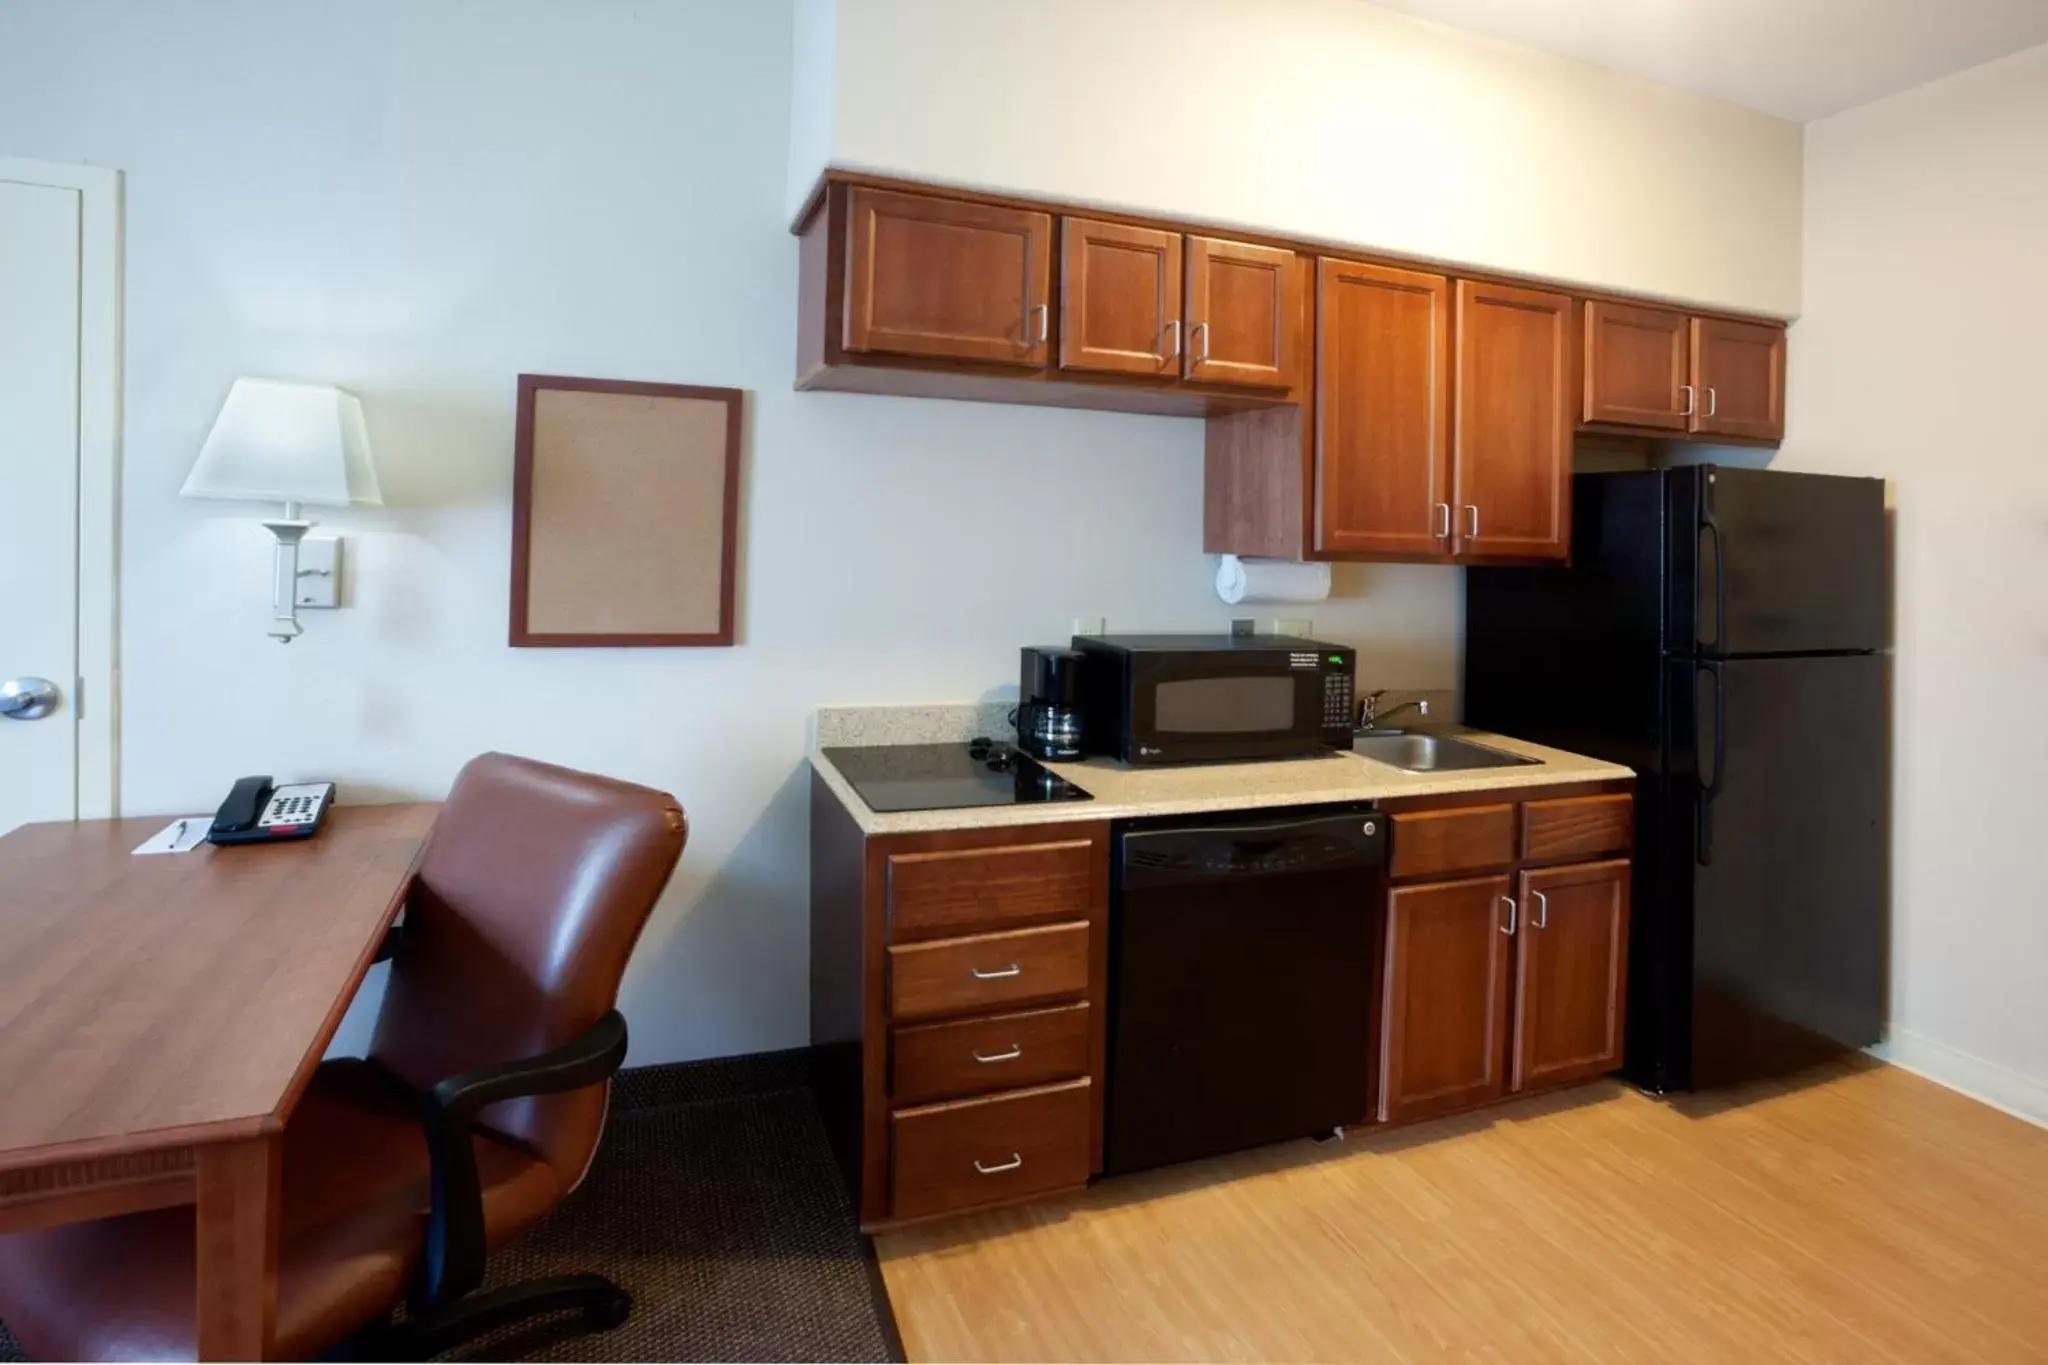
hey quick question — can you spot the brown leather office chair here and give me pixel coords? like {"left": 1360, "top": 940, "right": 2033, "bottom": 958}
{"left": 0, "top": 753, "right": 687, "bottom": 1361}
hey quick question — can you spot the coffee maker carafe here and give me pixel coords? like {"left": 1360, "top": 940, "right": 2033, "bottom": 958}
{"left": 1018, "top": 647, "right": 1086, "bottom": 761}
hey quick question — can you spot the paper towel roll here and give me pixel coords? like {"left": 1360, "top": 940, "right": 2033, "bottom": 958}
{"left": 1215, "top": 554, "right": 1332, "bottom": 605}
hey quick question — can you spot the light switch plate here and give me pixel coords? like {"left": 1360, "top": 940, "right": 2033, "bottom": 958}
{"left": 1072, "top": 616, "right": 1106, "bottom": 637}
{"left": 295, "top": 535, "right": 341, "bottom": 608}
{"left": 1274, "top": 618, "right": 1313, "bottom": 637}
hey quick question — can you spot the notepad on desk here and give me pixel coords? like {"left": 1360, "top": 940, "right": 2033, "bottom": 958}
{"left": 133, "top": 818, "right": 212, "bottom": 855}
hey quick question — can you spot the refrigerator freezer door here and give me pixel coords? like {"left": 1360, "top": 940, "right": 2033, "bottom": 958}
{"left": 1668, "top": 466, "right": 1888, "bottom": 657}
{"left": 1663, "top": 652, "right": 1888, "bottom": 1089}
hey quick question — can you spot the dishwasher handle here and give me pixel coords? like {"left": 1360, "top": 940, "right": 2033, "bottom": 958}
{"left": 1116, "top": 809, "right": 1385, "bottom": 890}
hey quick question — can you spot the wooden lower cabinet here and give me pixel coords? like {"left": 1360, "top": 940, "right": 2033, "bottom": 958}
{"left": 1379, "top": 875, "right": 1514, "bottom": 1123}
{"left": 1377, "top": 782, "right": 1636, "bottom": 1127}
{"left": 810, "top": 776, "right": 1110, "bottom": 1230}
{"left": 816, "top": 771, "right": 1634, "bottom": 1226}
{"left": 1512, "top": 860, "right": 1630, "bottom": 1091}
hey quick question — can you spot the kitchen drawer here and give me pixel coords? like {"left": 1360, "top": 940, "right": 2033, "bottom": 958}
{"left": 1522, "top": 793, "right": 1634, "bottom": 864}
{"left": 885, "top": 838, "right": 1094, "bottom": 942}
{"left": 1389, "top": 804, "right": 1516, "bottom": 879}
{"left": 887, "top": 921, "right": 1091, "bottom": 1020}
{"left": 891, "top": 1002, "right": 1092, "bottom": 1105}
{"left": 890, "top": 1078, "right": 1093, "bottom": 1221}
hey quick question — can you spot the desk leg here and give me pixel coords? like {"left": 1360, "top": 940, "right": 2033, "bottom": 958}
{"left": 195, "top": 1136, "right": 282, "bottom": 1360}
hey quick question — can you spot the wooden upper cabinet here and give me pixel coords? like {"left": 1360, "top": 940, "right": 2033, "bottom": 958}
{"left": 843, "top": 187, "right": 1052, "bottom": 367}
{"left": 1511, "top": 860, "right": 1630, "bottom": 1093}
{"left": 1452, "top": 279, "right": 1573, "bottom": 563}
{"left": 1691, "top": 317, "right": 1786, "bottom": 441}
{"left": 1379, "top": 874, "right": 1513, "bottom": 1123}
{"left": 1185, "top": 236, "right": 1297, "bottom": 389}
{"left": 1583, "top": 301, "right": 1690, "bottom": 431}
{"left": 1314, "top": 258, "right": 1452, "bottom": 558}
{"left": 1059, "top": 218, "right": 1183, "bottom": 378}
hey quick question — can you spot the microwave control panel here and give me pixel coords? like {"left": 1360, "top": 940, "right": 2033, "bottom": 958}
{"left": 1321, "top": 670, "right": 1355, "bottom": 730}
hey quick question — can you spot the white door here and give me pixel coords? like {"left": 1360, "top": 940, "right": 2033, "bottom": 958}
{"left": 0, "top": 177, "right": 85, "bottom": 834}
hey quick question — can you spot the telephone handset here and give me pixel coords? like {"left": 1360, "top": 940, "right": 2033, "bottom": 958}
{"left": 209, "top": 775, "right": 336, "bottom": 845}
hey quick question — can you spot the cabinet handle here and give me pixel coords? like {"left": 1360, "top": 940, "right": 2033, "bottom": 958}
{"left": 1030, "top": 303, "right": 1049, "bottom": 345}
{"left": 1465, "top": 504, "right": 1480, "bottom": 540}
{"left": 1531, "top": 888, "right": 1549, "bottom": 929}
{"left": 1499, "top": 895, "right": 1517, "bottom": 935}
{"left": 1435, "top": 503, "right": 1451, "bottom": 539}
{"left": 972, "top": 1045, "right": 1023, "bottom": 1064}
{"left": 1679, "top": 384, "right": 1696, "bottom": 417}
{"left": 970, "top": 963, "right": 1022, "bottom": 980}
{"left": 974, "top": 1152, "right": 1023, "bottom": 1175}
{"left": 1706, "top": 386, "right": 1718, "bottom": 418}
{"left": 1191, "top": 320, "right": 1210, "bottom": 363}
{"left": 1165, "top": 318, "right": 1182, "bottom": 360}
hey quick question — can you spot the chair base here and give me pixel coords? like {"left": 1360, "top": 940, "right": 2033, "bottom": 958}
{"left": 353, "top": 1275, "right": 631, "bottom": 1360}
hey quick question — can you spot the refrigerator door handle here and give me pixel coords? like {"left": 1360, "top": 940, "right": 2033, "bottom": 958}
{"left": 1699, "top": 502, "right": 1725, "bottom": 654}
{"left": 1695, "top": 661, "right": 1725, "bottom": 866}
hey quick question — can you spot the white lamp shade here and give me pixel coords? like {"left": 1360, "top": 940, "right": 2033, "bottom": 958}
{"left": 182, "top": 378, "right": 382, "bottom": 508}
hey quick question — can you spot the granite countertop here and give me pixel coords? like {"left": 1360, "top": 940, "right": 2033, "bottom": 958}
{"left": 808, "top": 718, "right": 1633, "bottom": 836}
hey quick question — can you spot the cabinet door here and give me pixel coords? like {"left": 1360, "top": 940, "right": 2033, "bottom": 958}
{"left": 1184, "top": 236, "right": 1296, "bottom": 389}
{"left": 1451, "top": 280, "right": 1573, "bottom": 562}
{"left": 1583, "top": 301, "right": 1690, "bottom": 431}
{"left": 1058, "top": 218, "right": 1182, "bottom": 377}
{"left": 1691, "top": 318, "right": 1786, "bottom": 441}
{"left": 1314, "top": 259, "right": 1452, "bottom": 557}
{"left": 843, "top": 187, "right": 1052, "bottom": 366}
{"left": 1379, "top": 874, "right": 1514, "bottom": 1123}
{"left": 1511, "top": 860, "right": 1630, "bottom": 1093}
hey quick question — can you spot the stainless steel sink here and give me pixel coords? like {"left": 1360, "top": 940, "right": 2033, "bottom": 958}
{"left": 1352, "top": 732, "right": 1539, "bottom": 773}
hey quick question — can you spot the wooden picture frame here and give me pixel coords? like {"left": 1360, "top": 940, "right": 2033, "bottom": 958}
{"left": 509, "top": 374, "right": 743, "bottom": 647}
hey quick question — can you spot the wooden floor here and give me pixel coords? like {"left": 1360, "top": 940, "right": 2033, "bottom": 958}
{"left": 876, "top": 1061, "right": 2048, "bottom": 1362}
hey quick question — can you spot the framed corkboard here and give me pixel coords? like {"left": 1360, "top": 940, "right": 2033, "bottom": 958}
{"left": 509, "top": 374, "right": 742, "bottom": 647}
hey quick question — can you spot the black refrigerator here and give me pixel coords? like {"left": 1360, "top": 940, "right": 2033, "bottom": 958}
{"left": 1465, "top": 466, "right": 1888, "bottom": 1093}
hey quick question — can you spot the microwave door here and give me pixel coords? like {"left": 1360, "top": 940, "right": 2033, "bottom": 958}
{"left": 1128, "top": 654, "right": 1327, "bottom": 764}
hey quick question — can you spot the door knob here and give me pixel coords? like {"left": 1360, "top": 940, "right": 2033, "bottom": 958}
{"left": 0, "top": 677, "right": 60, "bottom": 720}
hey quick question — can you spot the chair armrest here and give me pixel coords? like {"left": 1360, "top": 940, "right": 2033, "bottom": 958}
{"left": 413, "top": 1009, "right": 629, "bottom": 1309}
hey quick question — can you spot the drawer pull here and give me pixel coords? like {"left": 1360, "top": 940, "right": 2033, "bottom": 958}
{"left": 972, "top": 1045, "right": 1023, "bottom": 1064}
{"left": 974, "top": 1152, "right": 1023, "bottom": 1175}
{"left": 970, "top": 963, "right": 1022, "bottom": 980}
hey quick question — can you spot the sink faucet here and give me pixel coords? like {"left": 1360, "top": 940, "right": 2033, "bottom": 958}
{"left": 1357, "top": 690, "right": 1430, "bottom": 731}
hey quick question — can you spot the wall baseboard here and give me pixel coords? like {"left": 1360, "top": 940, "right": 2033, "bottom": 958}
{"left": 1868, "top": 1028, "right": 2048, "bottom": 1129}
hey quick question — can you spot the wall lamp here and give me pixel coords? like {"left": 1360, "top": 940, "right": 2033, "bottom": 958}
{"left": 182, "top": 378, "right": 383, "bottom": 642}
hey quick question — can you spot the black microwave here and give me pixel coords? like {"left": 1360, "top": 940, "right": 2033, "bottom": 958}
{"left": 1071, "top": 634, "right": 1357, "bottom": 765}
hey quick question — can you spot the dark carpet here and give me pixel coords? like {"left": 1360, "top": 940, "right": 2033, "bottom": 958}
{"left": 0, "top": 1051, "right": 899, "bottom": 1363}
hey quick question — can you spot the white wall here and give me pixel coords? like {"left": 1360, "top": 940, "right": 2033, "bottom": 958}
{"left": 0, "top": 0, "right": 1459, "bottom": 1065}
{"left": 1786, "top": 42, "right": 2048, "bottom": 1115}
{"left": 791, "top": 0, "right": 1804, "bottom": 317}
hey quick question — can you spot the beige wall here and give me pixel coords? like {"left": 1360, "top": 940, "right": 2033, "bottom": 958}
{"left": 791, "top": 0, "right": 1804, "bottom": 316}
{"left": 1786, "top": 41, "right": 2048, "bottom": 1117}
{"left": 0, "top": 0, "right": 1460, "bottom": 1067}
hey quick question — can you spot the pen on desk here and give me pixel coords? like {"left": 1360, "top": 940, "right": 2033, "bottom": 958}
{"left": 173, "top": 819, "right": 187, "bottom": 846}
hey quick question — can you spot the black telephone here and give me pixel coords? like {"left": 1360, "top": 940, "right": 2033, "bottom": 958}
{"left": 209, "top": 775, "right": 337, "bottom": 845}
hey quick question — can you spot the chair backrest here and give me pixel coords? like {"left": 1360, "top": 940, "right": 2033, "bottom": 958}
{"left": 370, "top": 752, "right": 686, "bottom": 1183}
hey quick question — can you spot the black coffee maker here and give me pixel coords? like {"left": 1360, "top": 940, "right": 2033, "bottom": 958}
{"left": 1018, "top": 647, "right": 1086, "bottom": 761}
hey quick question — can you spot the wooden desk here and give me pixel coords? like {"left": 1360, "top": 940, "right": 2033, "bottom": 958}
{"left": 0, "top": 803, "right": 437, "bottom": 1360}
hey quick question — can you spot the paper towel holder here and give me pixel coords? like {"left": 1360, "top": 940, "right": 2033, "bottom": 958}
{"left": 1215, "top": 553, "right": 1333, "bottom": 606}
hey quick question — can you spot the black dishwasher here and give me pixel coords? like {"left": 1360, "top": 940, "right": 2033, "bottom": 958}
{"left": 1104, "top": 804, "right": 1384, "bottom": 1176}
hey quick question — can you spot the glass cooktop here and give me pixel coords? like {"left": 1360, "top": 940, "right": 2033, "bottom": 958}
{"left": 822, "top": 739, "right": 1095, "bottom": 813}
